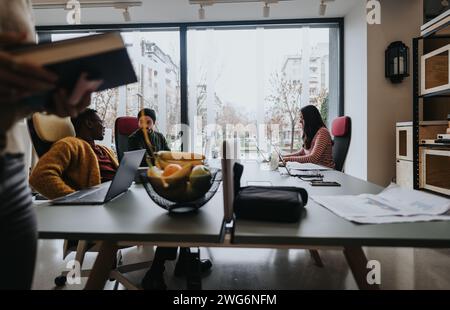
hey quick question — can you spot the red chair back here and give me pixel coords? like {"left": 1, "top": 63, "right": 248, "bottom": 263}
{"left": 115, "top": 117, "right": 139, "bottom": 162}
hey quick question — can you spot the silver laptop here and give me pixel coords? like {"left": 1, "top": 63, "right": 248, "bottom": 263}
{"left": 271, "top": 143, "right": 287, "bottom": 166}
{"left": 52, "top": 149, "right": 145, "bottom": 205}
{"left": 255, "top": 143, "right": 269, "bottom": 163}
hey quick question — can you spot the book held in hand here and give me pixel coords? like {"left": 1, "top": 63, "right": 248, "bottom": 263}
{"left": 10, "top": 32, "right": 137, "bottom": 96}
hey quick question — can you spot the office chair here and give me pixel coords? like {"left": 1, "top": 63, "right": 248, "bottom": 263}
{"left": 114, "top": 116, "right": 139, "bottom": 162}
{"left": 27, "top": 113, "right": 75, "bottom": 157}
{"left": 307, "top": 117, "right": 352, "bottom": 268}
{"left": 28, "top": 114, "right": 152, "bottom": 289}
{"left": 27, "top": 113, "right": 100, "bottom": 285}
{"left": 331, "top": 116, "right": 352, "bottom": 172}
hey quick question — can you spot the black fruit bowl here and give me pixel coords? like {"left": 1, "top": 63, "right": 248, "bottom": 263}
{"left": 140, "top": 168, "right": 222, "bottom": 213}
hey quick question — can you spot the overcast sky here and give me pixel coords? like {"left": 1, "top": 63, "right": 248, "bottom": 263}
{"left": 53, "top": 27, "right": 329, "bottom": 120}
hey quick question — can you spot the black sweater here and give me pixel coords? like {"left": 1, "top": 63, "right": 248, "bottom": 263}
{"left": 128, "top": 129, "right": 170, "bottom": 166}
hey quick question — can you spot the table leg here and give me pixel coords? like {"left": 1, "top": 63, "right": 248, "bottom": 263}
{"left": 186, "top": 248, "right": 202, "bottom": 290}
{"left": 309, "top": 249, "right": 324, "bottom": 267}
{"left": 343, "top": 246, "right": 380, "bottom": 290}
{"left": 84, "top": 240, "right": 118, "bottom": 290}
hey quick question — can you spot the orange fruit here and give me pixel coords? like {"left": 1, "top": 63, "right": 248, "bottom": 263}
{"left": 162, "top": 163, "right": 183, "bottom": 177}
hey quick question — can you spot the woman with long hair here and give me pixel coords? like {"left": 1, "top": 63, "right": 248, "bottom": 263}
{"left": 283, "top": 105, "right": 335, "bottom": 169}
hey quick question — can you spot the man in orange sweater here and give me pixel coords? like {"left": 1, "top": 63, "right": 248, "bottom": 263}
{"left": 30, "top": 109, "right": 118, "bottom": 199}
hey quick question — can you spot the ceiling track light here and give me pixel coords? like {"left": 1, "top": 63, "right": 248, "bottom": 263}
{"left": 198, "top": 4, "right": 206, "bottom": 19}
{"left": 319, "top": 0, "right": 334, "bottom": 17}
{"left": 32, "top": 1, "right": 143, "bottom": 9}
{"left": 263, "top": 2, "right": 270, "bottom": 18}
{"left": 122, "top": 7, "right": 131, "bottom": 22}
{"left": 319, "top": 1, "right": 326, "bottom": 16}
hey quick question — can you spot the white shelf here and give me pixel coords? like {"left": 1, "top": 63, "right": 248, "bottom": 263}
{"left": 421, "top": 9, "right": 450, "bottom": 38}
{"left": 419, "top": 120, "right": 448, "bottom": 126}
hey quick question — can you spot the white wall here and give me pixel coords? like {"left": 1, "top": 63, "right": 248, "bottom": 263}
{"left": 32, "top": 0, "right": 360, "bottom": 25}
{"left": 344, "top": 0, "right": 368, "bottom": 180}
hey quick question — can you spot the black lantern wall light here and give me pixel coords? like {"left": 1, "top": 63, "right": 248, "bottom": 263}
{"left": 385, "top": 41, "right": 409, "bottom": 83}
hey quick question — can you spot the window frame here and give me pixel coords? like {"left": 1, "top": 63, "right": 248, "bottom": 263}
{"left": 37, "top": 18, "right": 344, "bottom": 150}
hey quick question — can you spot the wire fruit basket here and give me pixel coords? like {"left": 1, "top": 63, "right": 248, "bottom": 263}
{"left": 140, "top": 168, "right": 222, "bottom": 213}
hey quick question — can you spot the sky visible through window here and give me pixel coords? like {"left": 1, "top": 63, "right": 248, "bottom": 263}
{"left": 51, "top": 26, "right": 334, "bottom": 155}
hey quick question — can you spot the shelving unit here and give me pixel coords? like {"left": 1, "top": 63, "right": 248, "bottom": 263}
{"left": 412, "top": 10, "right": 450, "bottom": 196}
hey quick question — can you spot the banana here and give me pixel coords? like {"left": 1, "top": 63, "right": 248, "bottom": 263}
{"left": 155, "top": 158, "right": 203, "bottom": 170}
{"left": 147, "top": 162, "right": 213, "bottom": 203}
{"left": 148, "top": 163, "right": 192, "bottom": 189}
{"left": 163, "top": 163, "right": 192, "bottom": 182}
{"left": 156, "top": 151, "right": 205, "bottom": 161}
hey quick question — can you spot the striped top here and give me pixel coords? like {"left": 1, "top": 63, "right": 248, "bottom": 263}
{"left": 285, "top": 127, "right": 335, "bottom": 169}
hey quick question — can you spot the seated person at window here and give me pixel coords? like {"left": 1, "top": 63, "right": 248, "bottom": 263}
{"left": 283, "top": 105, "right": 335, "bottom": 169}
{"left": 128, "top": 108, "right": 170, "bottom": 166}
{"left": 30, "top": 109, "right": 118, "bottom": 199}
{"left": 127, "top": 108, "right": 212, "bottom": 290}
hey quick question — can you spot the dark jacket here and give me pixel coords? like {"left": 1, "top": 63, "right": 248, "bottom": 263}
{"left": 128, "top": 129, "right": 170, "bottom": 166}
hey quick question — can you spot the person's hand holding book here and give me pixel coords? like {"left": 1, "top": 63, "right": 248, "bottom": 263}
{"left": 0, "top": 32, "right": 103, "bottom": 135}
{"left": 0, "top": 32, "right": 58, "bottom": 105}
{"left": 47, "top": 72, "right": 103, "bottom": 118}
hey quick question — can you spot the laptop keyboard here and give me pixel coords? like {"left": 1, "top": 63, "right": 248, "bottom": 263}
{"left": 61, "top": 186, "right": 109, "bottom": 202}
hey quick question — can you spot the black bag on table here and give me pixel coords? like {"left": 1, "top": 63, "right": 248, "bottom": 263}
{"left": 232, "top": 163, "right": 308, "bottom": 223}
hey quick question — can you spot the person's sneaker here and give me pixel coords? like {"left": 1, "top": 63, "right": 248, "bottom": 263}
{"left": 141, "top": 271, "right": 167, "bottom": 290}
{"left": 174, "top": 259, "right": 212, "bottom": 277}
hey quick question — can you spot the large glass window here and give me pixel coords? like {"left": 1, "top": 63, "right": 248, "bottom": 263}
{"left": 50, "top": 30, "right": 181, "bottom": 151}
{"left": 41, "top": 21, "right": 342, "bottom": 158}
{"left": 187, "top": 25, "right": 340, "bottom": 158}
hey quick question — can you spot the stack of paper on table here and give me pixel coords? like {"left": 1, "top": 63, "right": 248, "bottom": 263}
{"left": 312, "top": 184, "right": 450, "bottom": 224}
{"left": 286, "top": 162, "right": 331, "bottom": 171}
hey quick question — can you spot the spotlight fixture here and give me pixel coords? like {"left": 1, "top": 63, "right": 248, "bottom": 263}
{"left": 199, "top": 4, "right": 205, "bottom": 19}
{"left": 442, "top": 0, "right": 449, "bottom": 7}
{"left": 32, "top": 1, "right": 143, "bottom": 9}
{"left": 123, "top": 7, "right": 131, "bottom": 22}
{"left": 263, "top": 2, "right": 270, "bottom": 18}
{"left": 318, "top": 0, "right": 334, "bottom": 17}
{"left": 319, "top": 1, "right": 326, "bottom": 16}
{"left": 189, "top": 1, "right": 293, "bottom": 20}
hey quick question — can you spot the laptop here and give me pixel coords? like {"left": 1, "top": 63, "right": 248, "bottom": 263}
{"left": 271, "top": 143, "right": 324, "bottom": 179}
{"left": 255, "top": 144, "right": 269, "bottom": 163}
{"left": 271, "top": 143, "right": 288, "bottom": 167}
{"left": 52, "top": 149, "right": 146, "bottom": 205}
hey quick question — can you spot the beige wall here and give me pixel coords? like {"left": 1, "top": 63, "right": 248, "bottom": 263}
{"left": 366, "top": 0, "right": 423, "bottom": 186}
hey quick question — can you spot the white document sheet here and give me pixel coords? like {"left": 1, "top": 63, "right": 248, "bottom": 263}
{"left": 312, "top": 184, "right": 450, "bottom": 224}
{"left": 286, "top": 162, "right": 330, "bottom": 171}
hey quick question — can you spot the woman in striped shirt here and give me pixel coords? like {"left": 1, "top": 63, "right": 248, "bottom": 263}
{"left": 283, "top": 105, "right": 335, "bottom": 169}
